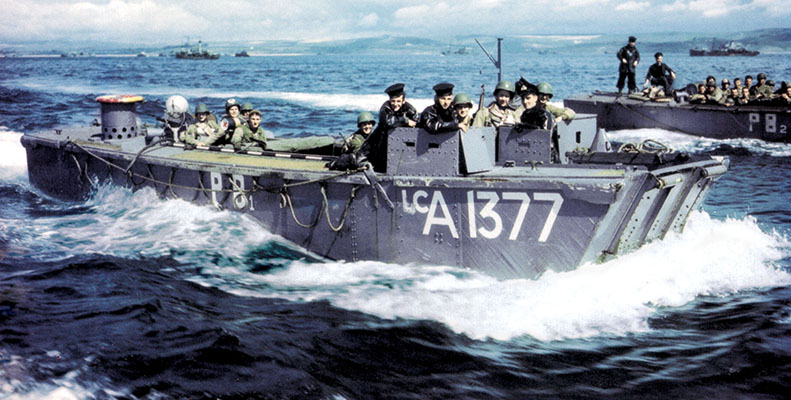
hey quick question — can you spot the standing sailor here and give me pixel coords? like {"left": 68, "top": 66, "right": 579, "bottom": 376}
{"left": 616, "top": 36, "right": 640, "bottom": 95}
{"left": 419, "top": 82, "right": 467, "bottom": 133}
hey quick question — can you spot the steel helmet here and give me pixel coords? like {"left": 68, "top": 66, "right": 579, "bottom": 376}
{"left": 194, "top": 103, "right": 210, "bottom": 114}
{"left": 165, "top": 95, "right": 189, "bottom": 114}
{"left": 452, "top": 93, "right": 473, "bottom": 107}
{"left": 757, "top": 73, "right": 767, "bottom": 80}
{"left": 225, "top": 98, "right": 240, "bottom": 111}
{"left": 493, "top": 80, "right": 515, "bottom": 96}
{"left": 241, "top": 102, "right": 254, "bottom": 112}
{"left": 537, "top": 82, "right": 553, "bottom": 97}
{"left": 357, "top": 111, "right": 375, "bottom": 126}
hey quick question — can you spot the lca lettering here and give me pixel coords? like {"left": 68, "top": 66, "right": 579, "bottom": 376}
{"left": 402, "top": 189, "right": 564, "bottom": 242}
{"left": 402, "top": 189, "right": 459, "bottom": 239}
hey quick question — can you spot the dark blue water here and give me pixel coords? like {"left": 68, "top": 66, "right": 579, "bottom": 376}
{"left": 2, "top": 52, "right": 791, "bottom": 399}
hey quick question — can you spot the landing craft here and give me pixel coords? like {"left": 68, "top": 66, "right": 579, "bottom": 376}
{"left": 564, "top": 91, "right": 791, "bottom": 142}
{"left": 20, "top": 94, "right": 728, "bottom": 279}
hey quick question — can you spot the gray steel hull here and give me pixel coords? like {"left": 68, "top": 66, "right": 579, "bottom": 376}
{"left": 21, "top": 127, "right": 727, "bottom": 280}
{"left": 564, "top": 92, "right": 791, "bottom": 142}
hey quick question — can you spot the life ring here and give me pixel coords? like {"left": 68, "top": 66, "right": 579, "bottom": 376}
{"left": 95, "top": 94, "right": 144, "bottom": 103}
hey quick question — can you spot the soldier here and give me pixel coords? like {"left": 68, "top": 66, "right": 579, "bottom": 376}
{"left": 240, "top": 102, "right": 254, "bottom": 120}
{"left": 644, "top": 52, "right": 676, "bottom": 95}
{"left": 720, "top": 78, "right": 730, "bottom": 93}
{"left": 230, "top": 109, "right": 268, "bottom": 151}
{"left": 616, "top": 36, "right": 640, "bottom": 95}
{"left": 705, "top": 81, "right": 725, "bottom": 104}
{"left": 730, "top": 87, "right": 748, "bottom": 106}
{"left": 378, "top": 83, "right": 419, "bottom": 131}
{"left": 705, "top": 75, "right": 724, "bottom": 99}
{"left": 742, "top": 86, "right": 754, "bottom": 103}
{"left": 534, "top": 82, "right": 575, "bottom": 123}
{"left": 419, "top": 82, "right": 467, "bottom": 133}
{"left": 181, "top": 103, "right": 219, "bottom": 146}
{"left": 471, "top": 80, "right": 516, "bottom": 127}
{"left": 689, "top": 83, "right": 708, "bottom": 104}
{"left": 751, "top": 73, "right": 773, "bottom": 98}
{"left": 744, "top": 75, "right": 754, "bottom": 93}
{"left": 452, "top": 93, "right": 474, "bottom": 126}
{"left": 733, "top": 77, "right": 743, "bottom": 92}
{"left": 202, "top": 98, "right": 242, "bottom": 146}
{"left": 345, "top": 111, "right": 376, "bottom": 154}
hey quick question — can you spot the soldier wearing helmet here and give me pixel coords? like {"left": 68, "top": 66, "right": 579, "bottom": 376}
{"left": 751, "top": 73, "right": 772, "bottom": 99}
{"left": 536, "top": 82, "right": 576, "bottom": 123}
{"left": 182, "top": 103, "right": 220, "bottom": 147}
{"left": 240, "top": 102, "right": 254, "bottom": 120}
{"left": 345, "top": 111, "right": 376, "bottom": 154}
{"left": 419, "top": 82, "right": 467, "bottom": 133}
{"left": 230, "top": 109, "right": 269, "bottom": 152}
{"left": 471, "top": 80, "right": 516, "bottom": 128}
{"left": 452, "top": 93, "right": 474, "bottom": 126}
{"left": 202, "top": 98, "right": 242, "bottom": 146}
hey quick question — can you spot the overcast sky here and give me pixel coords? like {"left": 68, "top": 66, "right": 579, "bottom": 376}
{"left": 1, "top": 0, "right": 789, "bottom": 45}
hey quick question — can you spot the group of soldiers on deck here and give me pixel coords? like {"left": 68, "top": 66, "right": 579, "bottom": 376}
{"left": 687, "top": 73, "right": 791, "bottom": 107}
{"left": 343, "top": 79, "right": 576, "bottom": 171}
{"left": 176, "top": 79, "right": 576, "bottom": 172}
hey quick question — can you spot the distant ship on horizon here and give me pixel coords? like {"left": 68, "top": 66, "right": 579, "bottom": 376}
{"left": 690, "top": 40, "right": 759, "bottom": 56}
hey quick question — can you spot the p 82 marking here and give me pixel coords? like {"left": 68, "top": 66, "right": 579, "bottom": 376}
{"left": 749, "top": 113, "right": 787, "bottom": 135}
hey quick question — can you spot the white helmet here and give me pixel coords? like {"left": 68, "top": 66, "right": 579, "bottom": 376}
{"left": 165, "top": 95, "right": 189, "bottom": 114}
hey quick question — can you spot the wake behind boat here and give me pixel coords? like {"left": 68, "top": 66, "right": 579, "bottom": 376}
{"left": 20, "top": 94, "right": 728, "bottom": 279}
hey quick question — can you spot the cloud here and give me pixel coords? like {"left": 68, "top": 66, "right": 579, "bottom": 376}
{"left": 0, "top": 0, "right": 790, "bottom": 44}
{"left": 359, "top": 13, "right": 379, "bottom": 28}
{"left": 615, "top": 1, "right": 649, "bottom": 11}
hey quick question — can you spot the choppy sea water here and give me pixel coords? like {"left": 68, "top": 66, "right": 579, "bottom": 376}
{"left": 2, "top": 51, "right": 791, "bottom": 399}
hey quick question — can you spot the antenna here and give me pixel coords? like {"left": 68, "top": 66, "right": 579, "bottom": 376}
{"left": 475, "top": 38, "right": 503, "bottom": 82}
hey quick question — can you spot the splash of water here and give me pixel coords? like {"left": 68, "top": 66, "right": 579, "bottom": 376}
{"left": 607, "top": 127, "right": 791, "bottom": 157}
{"left": 201, "top": 211, "right": 791, "bottom": 342}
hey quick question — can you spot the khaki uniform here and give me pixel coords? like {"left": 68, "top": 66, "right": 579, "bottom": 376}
{"left": 472, "top": 102, "right": 516, "bottom": 127}
{"left": 231, "top": 123, "right": 268, "bottom": 151}
{"left": 182, "top": 120, "right": 220, "bottom": 145}
{"left": 514, "top": 103, "right": 575, "bottom": 122}
{"left": 345, "top": 129, "right": 368, "bottom": 154}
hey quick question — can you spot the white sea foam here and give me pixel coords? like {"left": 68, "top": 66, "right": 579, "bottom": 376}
{"left": 0, "top": 128, "right": 28, "bottom": 181}
{"left": 9, "top": 78, "right": 437, "bottom": 112}
{"left": 211, "top": 211, "right": 791, "bottom": 342}
{"left": 13, "top": 185, "right": 278, "bottom": 262}
{"left": 607, "top": 127, "right": 791, "bottom": 157}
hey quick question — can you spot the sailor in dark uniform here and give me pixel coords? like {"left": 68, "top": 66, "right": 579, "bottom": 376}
{"left": 643, "top": 52, "right": 675, "bottom": 95}
{"left": 363, "top": 83, "right": 419, "bottom": 172}
{"left": 616, "top": 36, "right": 640, "bottom": 95}
{"left": 378, "top": 83, "right": 419, "bottom": 131}
{"left": 419, "top": 82, "right": 467, "bottom": 133}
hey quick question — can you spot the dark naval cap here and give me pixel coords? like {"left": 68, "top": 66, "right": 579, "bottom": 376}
{"left": 385, "top": 83, "right": 405, "bottom": 97}
{"left": 629, "top": 36, "right": 637, "bottom": 43}
{"left": 432, "top": 82, "right": 454, "bottom": 96}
